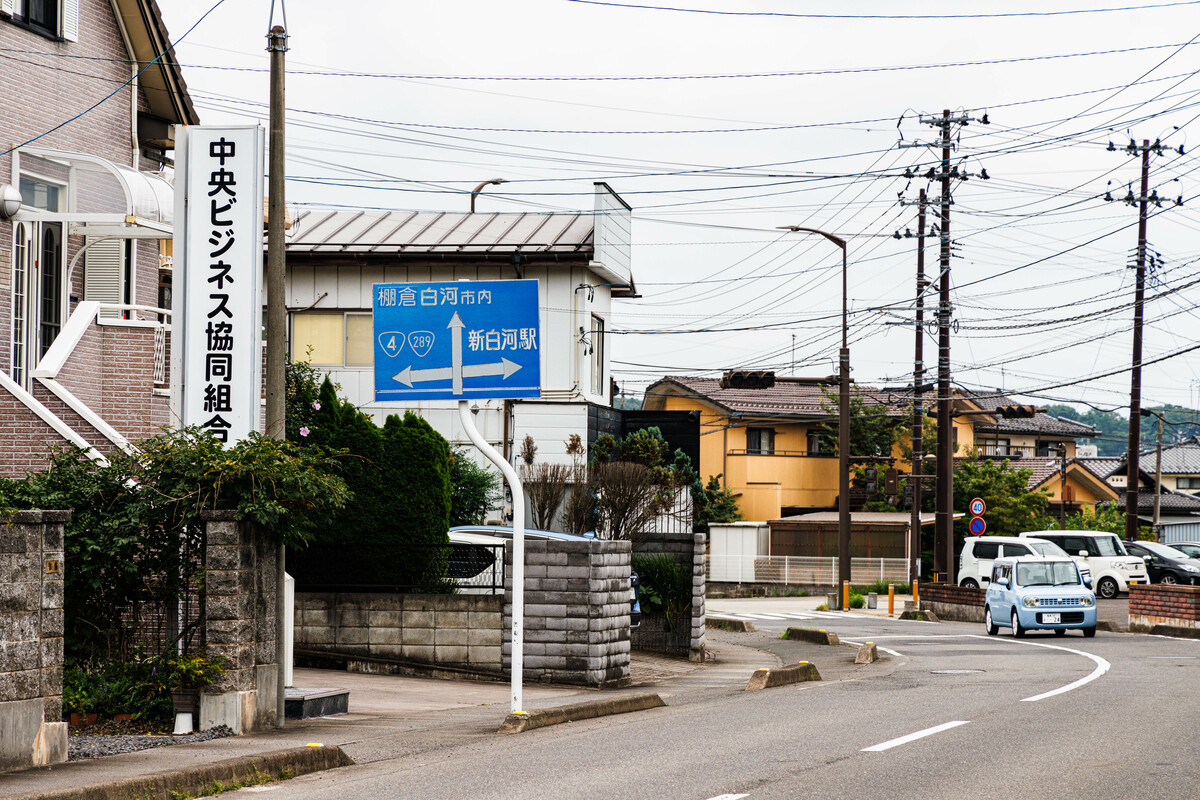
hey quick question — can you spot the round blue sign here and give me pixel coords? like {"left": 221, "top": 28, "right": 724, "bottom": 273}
{"left": 969, "top": 517, "right": 987, "bottom": 535}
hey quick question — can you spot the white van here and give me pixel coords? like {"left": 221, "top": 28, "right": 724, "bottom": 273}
{"left": 958, "top": 536, "right": 1077, "bottom": 589}
{"left": 1017, "top": 531, "right": 1148, "bottom": 599}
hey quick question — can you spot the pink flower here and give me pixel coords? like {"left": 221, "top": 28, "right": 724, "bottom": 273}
{"left": 312, "top": 401, "right": 321, "bottom": 410}
{"left": 299, "top": 426, "right": 310, "bottom": 437}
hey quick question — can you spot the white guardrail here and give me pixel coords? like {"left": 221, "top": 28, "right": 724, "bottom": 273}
{"left": 708, "top": 555, "right": 911, "bottom": 586}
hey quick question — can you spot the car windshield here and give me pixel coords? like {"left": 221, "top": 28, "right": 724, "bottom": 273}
{"left": 1093, "top": 536, "right": 1127, "bottom": 557}
{"left": 1174, "top": 544, "right": 1200, "bottom": 558}
{"left": 1016, "top": 561, "right": 1081, "bottom": 587}
{"left": 1139, "top": 541, "right": 1189, "bottom": 559}
{"left": 1029, "top": 542, "right": 1068, "bottom": 557}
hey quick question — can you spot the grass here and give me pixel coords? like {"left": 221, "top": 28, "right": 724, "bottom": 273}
{"left": 707, "top": 619, "right": 742, "bottom": 631}
{"left": 167, "top": 765, "right": 295, "bottom": 800}
{"left": 851, "top": 581, "right": 912, "bottom": 595}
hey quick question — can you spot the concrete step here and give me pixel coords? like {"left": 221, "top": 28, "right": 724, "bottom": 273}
{"left": 285, "top": 687, "right": 350, "bottom": 720}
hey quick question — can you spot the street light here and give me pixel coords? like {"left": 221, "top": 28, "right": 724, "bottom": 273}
{"left": 779, "top": 225, "right": 851, "bottom": 603}
{"left": 469, "top": 178, "right": 508, "bottom": 213}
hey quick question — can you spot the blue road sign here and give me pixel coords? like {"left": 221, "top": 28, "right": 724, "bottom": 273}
{"left": 373, "top": 280, "right": 541, "bottom": 401}
{"left": 969, "top": 517, "right": 987, "bottom": 536}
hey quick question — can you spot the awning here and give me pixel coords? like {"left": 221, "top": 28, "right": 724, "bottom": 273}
{"left": 11, "top": 146, "right": 175, "bottom": 238}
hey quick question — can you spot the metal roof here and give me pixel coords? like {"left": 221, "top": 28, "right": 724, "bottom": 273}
{"left": 286, "top": 209, "right": 595, "bottom": 256}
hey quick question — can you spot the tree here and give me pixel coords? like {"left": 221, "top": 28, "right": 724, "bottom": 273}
{"left": 693, "top": 475, "right": 741, "bottom": 533}
{"left": 819, "top": 387, "right": 903, "bottom": 461}
{"left": 949, "top": 457, "right": 1053, "bottom": 570}
{"left": 449, "top": 446, "right": 501, "bottom": 526}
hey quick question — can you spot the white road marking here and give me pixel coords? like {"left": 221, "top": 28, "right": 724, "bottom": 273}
{"left": 961, "top": 634, "right": 1110, "bottom": 702}
{"left": 705, "top": 795, "right": 749, "bottom": 800}
{"left": 842, "top": 639, "right": 906, "bottom": 657}
{"left": 861, "top": 720, "right": 970, "bottom": 752}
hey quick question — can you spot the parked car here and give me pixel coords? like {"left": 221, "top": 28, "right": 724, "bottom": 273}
{"left": 448, "top": 526, "right": 641, "bottom": 627}
{"left": 958, "top": 536, "right": 1083, "bottom": 589}
{"left": 1166, "top": 541, "right": 1200, "bottom": 559}
{"left": 984, "top": 556, "right": 1097, "bottom": 638}
{"left": 1017, "top": 531, "right": 1148, "bottom": 599}
{"left": 1122, "top": 540, "right": 1200, "bottom": 585}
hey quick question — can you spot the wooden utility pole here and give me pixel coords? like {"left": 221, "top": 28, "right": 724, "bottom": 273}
{"left": 911, "top": 189, "right": 927, "bottom": 582}
{"left": 266, "top": 23, "right": 288, "bottom": 729}
{"left": 1124, "top": 141, "right": 1151, "bottom": 542}
{"left": 934, "top": 109, "right": 954, "bottom": 582}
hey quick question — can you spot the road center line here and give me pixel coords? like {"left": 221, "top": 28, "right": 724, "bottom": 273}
{"left": 862, "top": 720, "right": 969, "bottom": 752}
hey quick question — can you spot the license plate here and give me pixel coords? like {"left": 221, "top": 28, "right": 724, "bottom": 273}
{"left": 1043, "top": 613, "right": 1061, "bottom": 623}
{"left": 1129, "top": 580, "right": 1139, "bottom": 585}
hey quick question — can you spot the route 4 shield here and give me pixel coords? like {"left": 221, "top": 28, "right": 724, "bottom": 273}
{"left": 373, "top": 280, "right": 541, "bottom": 401}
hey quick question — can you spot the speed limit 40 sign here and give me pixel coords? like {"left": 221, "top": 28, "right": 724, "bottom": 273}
{"left": 969, "top": 497, "right": 986, "bottom": 517}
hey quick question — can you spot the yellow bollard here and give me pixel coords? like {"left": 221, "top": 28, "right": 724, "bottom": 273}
{"left": 843, "top": 580, "right": 850, "bottom": 612}
{"left": 888, "top": 583, "right": 895, "bottom": 617}
{"left": 913, "top": 579, "right": 919, "bottom": 609}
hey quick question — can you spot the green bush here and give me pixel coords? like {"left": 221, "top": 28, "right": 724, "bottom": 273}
{"left": 849, "top": 593, "right": 866, "bottom": 609}
{"left": 853, "top": 581, "right": 911, "bottom": 595}
{"left": 633, "top": 553, "right": 692, "bottom": 622}
{"left": 63, "top": 659, "right": 172, "bottom": 721}
{"left": 449, "top": 446, "right": 501, "bottom": 526}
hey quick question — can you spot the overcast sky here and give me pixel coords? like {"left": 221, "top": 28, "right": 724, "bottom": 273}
{"left": 159, "top": 0, "right": 1200, "bottom": 422}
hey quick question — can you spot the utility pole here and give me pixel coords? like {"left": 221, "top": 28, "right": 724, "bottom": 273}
{"left": 266, "top": 22, "right": 288, "bottom": 729}
{"left": 1108, "top": 137, "right": 1181, "bottom": 540}
{"left": 910, "top": 189, "right": 927, "bottom": 582}
{"left": 1141, "top": 408, "right": 1165, "bottom": 536}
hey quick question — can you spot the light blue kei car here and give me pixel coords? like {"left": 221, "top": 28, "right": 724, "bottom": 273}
{"left": 983, "top": 556, "right": 1098, "bottom": 638}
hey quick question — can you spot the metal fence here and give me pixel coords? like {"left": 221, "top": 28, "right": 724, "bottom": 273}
{"left": 290, "top": 542, "right": 506, "bottom": 595}
{"left": 708, "top": 554, "right": 911, "bottom": 586}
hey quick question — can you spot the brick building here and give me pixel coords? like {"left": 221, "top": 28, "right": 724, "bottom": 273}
{"left": 0, "top": 0, "right": 197, "bottom": 477}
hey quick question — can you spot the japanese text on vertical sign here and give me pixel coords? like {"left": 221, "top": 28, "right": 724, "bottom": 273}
{"left": 200, "top": 137, "right": 238, "bottom": 442}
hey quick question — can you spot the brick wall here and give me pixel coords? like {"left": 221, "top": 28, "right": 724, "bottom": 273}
{"left": 294, "top": 593, "right": 503, "bottom": 673}
{"left": 1129, "top": 584, "right": 1200, "bottom": 633}
{"left": 0, "top": 510, "right": 69, "bottom": 772}
{"left": 920, "top": 582, "right": 985, "bottom": 623}
{"left": 632, "top": 531, "right": 707, "bottom": 661}
{"left": 504, "top": 538, "right": 632, "bottom": 687}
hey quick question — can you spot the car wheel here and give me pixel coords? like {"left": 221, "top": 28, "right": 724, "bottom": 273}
{"left": 1161, "top": 574, "right": 1178, "bottom": 585}
{"left": 1082, "top": 626, "right": 1097, "bottom": 638}
{"left": 1011, "top": 610, "right": 1025, "bottom": 638}
{"left": 1096, "top": 577, "right": 1119, "bottom": 599}
{"left": 1054, "top": 628, "right": 1066, "bottom": 636}
{"left": 985, "top": 606, "right": 998, "bottom": 635}
{"left": 961, "top": 578, "right": 979, "bottom": 589}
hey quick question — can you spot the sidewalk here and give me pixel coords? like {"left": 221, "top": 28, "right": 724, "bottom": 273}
{"left": 1, "top": 636, "right": 838, "bottom": 800}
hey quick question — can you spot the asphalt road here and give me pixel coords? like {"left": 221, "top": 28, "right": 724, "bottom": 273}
{"left": 207, "top": 599, "right": 1200, "bottom": 800}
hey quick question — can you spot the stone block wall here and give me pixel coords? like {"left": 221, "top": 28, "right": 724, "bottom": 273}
{"left": 920, "top": 582, "right": 985, "bottom": 623}
{"left": 294, "top": 593, "right": 503, "bottom": 673}
{"left": 1129, "top": 584, "right": 1200, "bottom": 633}
{"left": 201, "top": 511, "right": 278, "bottom": 734}
{"left": 0, "top": 511, "right": 69, "bottom": 773}
{"left": 503, "top": 538, "right": 632, "bottom": 687}
{"left": 632, "top": 531, "right": 706, "bottom": 661}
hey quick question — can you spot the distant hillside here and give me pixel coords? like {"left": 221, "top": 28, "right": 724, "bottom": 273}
{"left": 1046, "top": 403, "right": 1200, "bottom": 457}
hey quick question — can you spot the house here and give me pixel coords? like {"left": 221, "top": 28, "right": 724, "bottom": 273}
{"left": 641, "top": 375, "right": 914, "bottom": 520}
{"left": 964, "top": 391, "right": 1096, "bottom": 459}
{"left": 0, "top": 0, "right": 197, "bottom": 477}
{"left": 283, "top": 184, "right": 637, "bottom": 523}
{"left": 1098, "top": 440, "right": 1200, "bottom": 542}
{"left": 984, "top": 455, "right": 1119, "bottom": 517}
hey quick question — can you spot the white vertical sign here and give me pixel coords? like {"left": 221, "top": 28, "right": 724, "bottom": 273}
{"left": 173, "top": 126, "right": 264, "bottom": 443}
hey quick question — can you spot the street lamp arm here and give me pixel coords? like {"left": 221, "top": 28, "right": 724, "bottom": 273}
{"left": 777, "top": 225, "right": 847, "bottom": 249}
{"left": 469, "top": 178, "right": 509, "bottom": 213}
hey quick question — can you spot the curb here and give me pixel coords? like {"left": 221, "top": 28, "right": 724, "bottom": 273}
{"left": 784, "top": 627, "right": 840, "bottom": 646}
{"left": 900, "top": 609, "right": 939, "bottom": 622}
{"left": 708, "top": 619, "right": 757, "bottom": 632}
{"left": 497, "top": 692, "right": 666, "bottom": 734}
{"left": 8, "top": 745, "right": 354, "bottom": 800}
{"left": 1096, "top": 620, "right": 1125, "bottom": 633}
{"left": 745, "top": 661, "right": 821, "bottom": 690}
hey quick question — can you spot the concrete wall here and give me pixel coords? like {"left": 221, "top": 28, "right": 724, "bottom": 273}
{"left": 504, "top": 538, "right": 632, "bottom": 687}
{"left": 632, "top": 531, "right": 706, "bottom": 661}
{"left": 200, "top": 512, "right": 278, "bottom": 735}
{"left": 1129, "top": 584, "right": 1200, "bottom": 634}
{"left": 920, "top": 582, "right": 985, "bottom": 623}
{"left": 0, "top": 511, "right": 69, "bottom": 773}
{"left": 294, "top": 593, "right": 503, "bottom": 673}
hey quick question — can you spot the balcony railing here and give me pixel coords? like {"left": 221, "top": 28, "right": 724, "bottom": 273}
{"left": 976, "top": 443, "right": 1041, "bottom": 458}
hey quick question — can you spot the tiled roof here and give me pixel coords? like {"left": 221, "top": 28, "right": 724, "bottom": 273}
{"left": 646, "top": 376, "right": 906, "bottom": 419}
{"left": 1116, "top": 488, "right": 1200, "bottom": 513}
{"left": 1149, "top": 438, "right": 1200, "bottom": 474}
{"left": 1076, "top": 458, "right": 1125, "bottom": 481}
{"left": 961, "top": 390, "right": 1098, "bottom": 437}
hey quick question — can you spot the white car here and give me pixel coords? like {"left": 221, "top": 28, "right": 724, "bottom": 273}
{"left": 958, "top": 536, "right": 1080, "bottom": 589}
{"left": 1017, "top": 531, "right": 1148, "bottom": 599}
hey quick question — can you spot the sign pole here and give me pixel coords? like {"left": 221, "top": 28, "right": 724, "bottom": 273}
{"left": 457, "top": 400, "right": 524, "bottom": 714}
